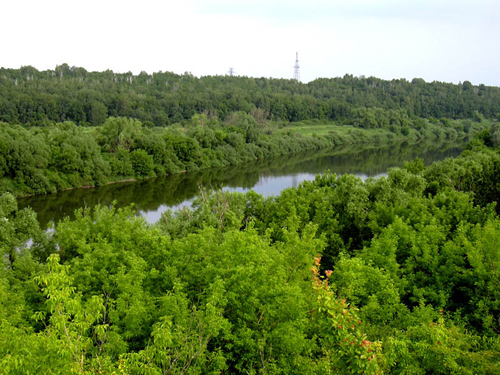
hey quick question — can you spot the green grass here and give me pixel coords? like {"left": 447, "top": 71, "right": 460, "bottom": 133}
{"left": 272, "top": 118, "right": 493, "bottom": 144}
{"left": 275, "top": 123, "right": 406, "bottom": 144}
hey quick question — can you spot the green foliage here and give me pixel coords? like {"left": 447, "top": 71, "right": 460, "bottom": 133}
{"left": 490, "top": 123, "right": 500, "bottom": 147}
{"left": 424, "top": 147, "right": 500, "bottom": 213}
{"left": 120, "top": 280, "right": 230, "bottom": 374}
{"left": 129, "top": 149, "right": 155, "bottom": 177}
{"left": 0, "top": 123, "right": 111, "bottom": 195}
{"left": 3, "top": 116, "right": 462, "bottom": 198}
{"left": 99, "top": 117, "right": 143, "bottom": 152}
{"left": 1, "top": 65, "right": 496, "bottom": 198}
{"left": 311, "top": 256, "right": 382, "bottom": 374}
{"left": 34, "top": 254, "right": 110, "bottom": 373}
{"left": 1, "top": 135, "right": 500, "bottom": 373}
{"left": 383, "top": 309, "right": 500, "bottom": 374}
{"left": 457, "top": 220, "right": 500, "bottom": 334}
{"left": 0, "top": 192, "right": 40, "bottom": 266}
{"left": 2, "top": 66, "right": 499, "bottom": 128}
{"left": 330, "top": 255, "right": 403, "bottom": 327}
{"left": 404, "top": 157, "right": 425, "bottom": 174}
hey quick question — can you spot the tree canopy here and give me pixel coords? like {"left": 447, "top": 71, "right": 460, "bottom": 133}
{"left": 0, "top": 135, "right": 499, "bottom": 374}
{"left": 1, "top": 65, "right": 499, "bottom": 127}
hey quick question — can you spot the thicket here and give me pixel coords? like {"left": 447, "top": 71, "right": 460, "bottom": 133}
{"left": 0, "top": 114, "right": 489, "bottom": 197}
{"left": 1, "top": 131, "right": 499, "bottom": 374}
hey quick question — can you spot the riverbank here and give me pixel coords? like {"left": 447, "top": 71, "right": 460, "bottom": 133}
{"left": 0, "top": 117, "right": 491, "bottom": 198}
{"left": 18, "top": 137, "right": 469, "bottom": 230}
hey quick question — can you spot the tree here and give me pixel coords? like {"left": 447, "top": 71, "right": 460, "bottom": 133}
{"left": 0, "top": 193, "right": 40, "bottom": 267}
{"left": 98, "top": 117, "right": 143, "bottom": 152}
{"left": 33, "top": 254, "right": 111, "bottom": 373}
{"left": 89, "top": 101, "right": 108, "bottom": 126}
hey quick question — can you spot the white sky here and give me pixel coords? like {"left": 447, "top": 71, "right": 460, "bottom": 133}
{"left": 1, "top": 0, "right": 499, "bottom": 86}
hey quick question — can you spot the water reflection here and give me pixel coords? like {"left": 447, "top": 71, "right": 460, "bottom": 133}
{"left": 19, "top": 139, "right": 466, "bottom": 229}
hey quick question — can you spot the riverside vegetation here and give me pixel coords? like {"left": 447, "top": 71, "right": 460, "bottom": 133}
{"left": 1, "top": 116, "right": 488, "bottom": 198}
{"left": 1, "top": 126, "right": 500, "bottom": 374}
{"left": 1, "top": 66, "right": 500, "bottom": 373}
{"left": 17, "top": 139, "right": 467, "bottom": 231}
{"left": 0, "top": 65, "right": 498, "bottom": 197}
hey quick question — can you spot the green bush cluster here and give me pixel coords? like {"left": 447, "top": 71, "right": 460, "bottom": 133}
{"left": 1, "top": 136, "right": 499, "bottom": 374}
{"left": 1, "top": 113, "right": 488, "bottom": 197}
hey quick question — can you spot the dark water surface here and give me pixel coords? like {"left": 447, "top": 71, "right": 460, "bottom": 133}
{"left": 19, "top": 139, "right": 466, "bottom": 229}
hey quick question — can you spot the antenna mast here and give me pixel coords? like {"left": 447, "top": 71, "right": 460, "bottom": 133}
{"left": 293, "top": 52, "right": 300, "bottom": 82}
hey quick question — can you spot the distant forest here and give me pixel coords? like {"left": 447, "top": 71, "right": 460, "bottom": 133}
{"left": 1, "top": 64, "right": 499, "bottom": 127}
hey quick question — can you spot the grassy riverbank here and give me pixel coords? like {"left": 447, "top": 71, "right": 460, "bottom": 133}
{"left": 0, "top": 116, "right": 492, "bottom": 197}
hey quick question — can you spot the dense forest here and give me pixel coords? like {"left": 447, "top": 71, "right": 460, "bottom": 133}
{"left": 1, "top": 64, "right": 500, "bottom": 126}
{"left": 1, "top": 129, "right": 500, "bottom": 374}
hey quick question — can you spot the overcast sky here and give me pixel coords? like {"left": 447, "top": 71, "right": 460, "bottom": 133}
{"left": 2, "top": 0, "right": 499, "bottom": 86}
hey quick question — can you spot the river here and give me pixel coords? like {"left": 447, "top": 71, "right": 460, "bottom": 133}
{"left": 18, "top": 139, "right": 466, "bottom": 229}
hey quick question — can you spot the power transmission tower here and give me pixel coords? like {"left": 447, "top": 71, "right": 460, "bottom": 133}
{"left": 228, "top": 67, "right": 235, "bottom": 77}
{"left": 293, "top": 52, "right": 300, "bottom": 82}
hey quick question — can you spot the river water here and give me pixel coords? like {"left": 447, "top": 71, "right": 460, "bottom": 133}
{"left": 19, "top": 139, "right": 466, "bottom": 229}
